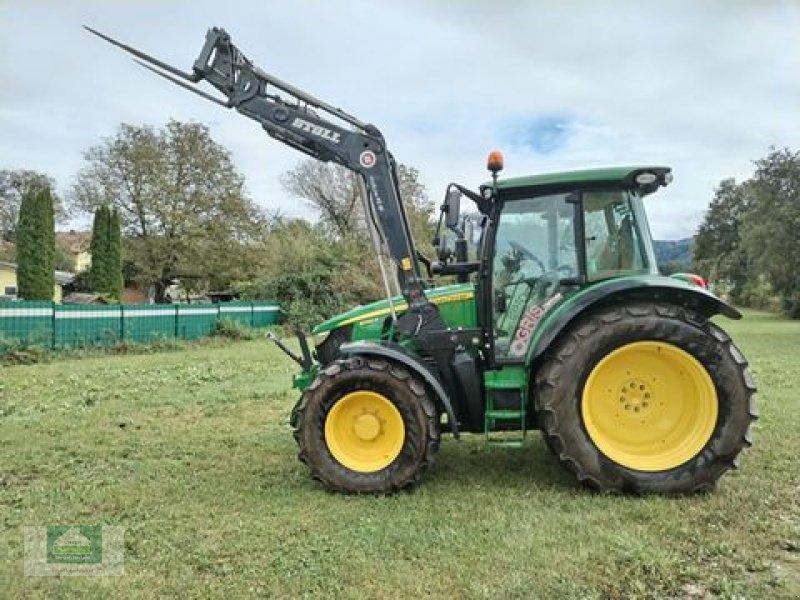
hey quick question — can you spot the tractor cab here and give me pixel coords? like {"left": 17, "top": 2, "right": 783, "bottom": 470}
{"left": 434, "top": 155, "right": 670, "bottom": 361}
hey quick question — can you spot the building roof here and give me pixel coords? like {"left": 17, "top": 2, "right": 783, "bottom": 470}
{"left": 63, "top": 292, "right": 109, "bottom": 305}
{"left": 56, "top": 230, "right": 91, "bottom": 254}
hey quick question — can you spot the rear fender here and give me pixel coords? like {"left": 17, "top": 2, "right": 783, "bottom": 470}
{"left": 527, "top": 278, "right": 741, "bottom": 365}
{"left": 339, "top": 341, "right": 460, "bottom": 438}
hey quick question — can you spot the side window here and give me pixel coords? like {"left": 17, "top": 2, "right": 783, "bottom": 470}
{"left": 584, "top": 192, "right": 649, "bottom": 280}
{"left": 4, "top": 286, "right": 16, "bottom": 297}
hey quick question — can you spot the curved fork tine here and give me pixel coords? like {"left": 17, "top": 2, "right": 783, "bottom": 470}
{"left": 84, "top": 25, "right": 201, "bottom": 83}
{"left": 133, "top": 60, "right": 232, "bottom": 108}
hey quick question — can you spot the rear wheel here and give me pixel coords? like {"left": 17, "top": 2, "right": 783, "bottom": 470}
{"left": 294, "top": 356, "right": 439, "bottom": 494}
{"left": 535, "top": 302, "right": 757, "bottom": 493}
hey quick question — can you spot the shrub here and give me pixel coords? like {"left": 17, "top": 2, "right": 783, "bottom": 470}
{"left": 235, "top": 219, "right": 382, "bottom": 330}
{"left": 214, "top": 318, "right": 257, "bottom": 341}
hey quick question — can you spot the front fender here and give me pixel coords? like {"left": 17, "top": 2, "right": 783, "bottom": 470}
{"left": 528, "top": 276, "right": 741, "bottom": 364}
{"left": 339, "top": 340, "right": 460, "bottom": 438}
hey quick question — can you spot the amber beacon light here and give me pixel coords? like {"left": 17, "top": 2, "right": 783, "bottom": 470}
{"left": 487, "top": 150, "right": 504, "bottom": 174}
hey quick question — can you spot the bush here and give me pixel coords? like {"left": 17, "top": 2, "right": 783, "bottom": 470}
{"left": 235, "top": 219, "right": 382, "bottom": 330}
{"left": 214, "top": 318, "right": 257, "bottom": 341}
{"left": 737, "top": 275, "right": 781, "bottom": 312}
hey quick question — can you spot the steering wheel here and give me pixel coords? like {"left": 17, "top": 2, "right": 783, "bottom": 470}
{"left": 507, "top": 240, "right": 546, "bottom": 274}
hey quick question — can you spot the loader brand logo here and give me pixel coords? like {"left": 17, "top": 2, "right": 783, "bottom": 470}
{"left": 368, "top": 175, "right": 385, "bottom": 213}
{"left": 509, "top": 293, "right": 562, "bottom": 358}
{"left": 290, "top": 117, "right": 341, "bottom": 143}
{"left": 359, "top": 150, "right": 377, "bottom": 168}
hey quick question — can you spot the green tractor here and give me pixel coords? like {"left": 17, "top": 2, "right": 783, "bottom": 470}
{"left": 290, "top": 160, "right": 757, "bottom": 494}
{"left": 90, "top": 26, "right": 757, "bottom": 495}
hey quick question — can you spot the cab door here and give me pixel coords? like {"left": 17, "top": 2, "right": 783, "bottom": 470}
{"left": 491, "top": 192, "right": 578, "bottom": 361}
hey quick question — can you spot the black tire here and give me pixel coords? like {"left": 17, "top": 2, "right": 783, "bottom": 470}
{"left": 535, "top": 302, "right": 757, "bottom": 494}
{"left": 294, "top": 356, "right": 439, "bottom": 494}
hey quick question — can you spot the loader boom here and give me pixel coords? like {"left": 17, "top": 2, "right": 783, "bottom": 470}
{"left": 85, "top": 26, "right": 431, "bottom": 309}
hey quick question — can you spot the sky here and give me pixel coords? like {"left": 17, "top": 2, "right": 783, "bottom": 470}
{"left": 1, "top": 0, "right": 798, "bottom": 240}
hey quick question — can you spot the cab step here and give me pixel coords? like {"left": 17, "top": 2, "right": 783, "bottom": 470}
{"left": 484, "top": 387, "right": 527, "bottom": 447}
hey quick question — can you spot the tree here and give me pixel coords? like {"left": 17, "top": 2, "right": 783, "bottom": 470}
{"left": 89, "top": 206, "right": 110, "bottom": 294}
{"left": 235, "top": 217, "right": 383, "bottom": 328}
{"left": 693, "top": 178, "right": 751, "bottom": 300}
{"left": 109, "top": 208, "right": 123, "bottom": 299}
{"left": 281, "top": 161, "right": 363, "bottom": 239}
{"left": 255, "top": 161, "right": 438, "bottom": 326}
{"left": 0, "top": 169, "right": 63, "bottom": 241}
{"left": 16, "top": 187, "right": 55, "bottom": 300}
{"left": 71, "top": 120, "right": 266, "bottom": 302}
{"left": 281, "top": 159, "right": 436, "bottom": 252}
{"left": 741, "top": 148, "right": 800, "bottom": 317}
{"left": 88, "top": 206, "right": 122, "bottom": 300}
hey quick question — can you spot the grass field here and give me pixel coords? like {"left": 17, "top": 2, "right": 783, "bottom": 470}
{"left": 1, "top": 311, "right": 798, "bottom": 598}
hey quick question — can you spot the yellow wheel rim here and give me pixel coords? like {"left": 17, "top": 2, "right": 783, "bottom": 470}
{"left": 582, "top": 341, "right": 718, "bottom": 472}
{"left": 324, "top": 390, "right": 405, "bottom": 472}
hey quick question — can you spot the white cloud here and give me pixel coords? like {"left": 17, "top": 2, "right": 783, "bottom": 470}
{"left": 1, "top": 0, "right": 798, "bottom": 240}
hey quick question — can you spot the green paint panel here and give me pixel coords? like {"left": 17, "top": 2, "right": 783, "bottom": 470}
{"left": 0, "top": 301, "right": 281, "bottom": 353}
{"left": 0, "top": 301, "right": 53, "bottom": 350}
{"left": 252, "top": 303, "right": 281, "bottom": 327}
{"left": 484, "top": 365, "right": 527, "bottom": 389}
{"left": 124, "top": 305, "right": 177, "bottom": 343}
{"left": 312, "top": 283, "right": 476, "bottom": 335}
{"left": 55, "top": 305, "right": 122, "bottom": 348}
{"left": 177, "top": 305, "right": 221, "bottom": 340}
{"left": 219, "top": 302, "right": 255, "bottom": 328}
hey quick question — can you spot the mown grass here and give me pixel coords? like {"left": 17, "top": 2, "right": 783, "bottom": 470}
{"left": 1, "top": 310, "right": 798, "bottom": 598}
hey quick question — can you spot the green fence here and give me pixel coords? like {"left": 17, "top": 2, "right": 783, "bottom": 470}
{"left": 0, "top": 301, "right": 282, "bottom": 353}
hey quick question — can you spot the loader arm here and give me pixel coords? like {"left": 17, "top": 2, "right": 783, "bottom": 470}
{"left": 85, "top": 26, "right": 431, "bottom": 310}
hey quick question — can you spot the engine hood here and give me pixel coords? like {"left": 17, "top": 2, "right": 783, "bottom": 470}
{"left": 311, "top": 283, "right": 475, "bottom": 335}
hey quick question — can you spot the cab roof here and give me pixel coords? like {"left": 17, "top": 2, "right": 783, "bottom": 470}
{"left": 495, "top": 166, "right": 671, "bottom": 193}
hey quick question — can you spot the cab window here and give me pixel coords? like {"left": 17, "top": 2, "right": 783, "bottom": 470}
{"left": 583, "top": 191, "right": 650, "bottom": 280}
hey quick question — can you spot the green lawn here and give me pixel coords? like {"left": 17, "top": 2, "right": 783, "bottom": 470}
{"left": 2, "top": 311, "right": 798, "bottom": 598}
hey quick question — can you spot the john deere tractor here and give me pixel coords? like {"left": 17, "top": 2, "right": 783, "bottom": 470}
{"left": 90, "top": 26, "right": 757, "bottom": 494}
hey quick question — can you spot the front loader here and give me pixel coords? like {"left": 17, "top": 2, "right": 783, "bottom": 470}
{"left": 87, "top": 26, "right": 757, "bottom": 494}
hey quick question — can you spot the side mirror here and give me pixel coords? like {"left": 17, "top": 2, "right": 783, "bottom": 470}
{"left": 445, "top": 189, "right": 461, "bottom": 230}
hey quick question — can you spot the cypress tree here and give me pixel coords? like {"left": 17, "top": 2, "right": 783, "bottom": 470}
{"left": 42, "top": 187, "right": 56, "bottom": 288}
{"left": 17, "top": 187, "right": 55, "bottom": 300}
{"left": 108, "top": 208, "right": 123, "bottom": 300}
{"left": 89, "top": 206, "right": 110, "bottom": 294}
{"left": 89, "top": 205, "right": 123, "bottom": 300}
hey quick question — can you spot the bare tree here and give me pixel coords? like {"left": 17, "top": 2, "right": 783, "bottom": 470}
{"left": 281, "top": 159, "right": 435, "bottom": 250}
{"left": 0, "top": 169, "right": 63, "bottom": 241}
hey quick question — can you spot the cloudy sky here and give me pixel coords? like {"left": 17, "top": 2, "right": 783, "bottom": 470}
{"left": 1, "top": 0, "right": 798, "bottom": 239}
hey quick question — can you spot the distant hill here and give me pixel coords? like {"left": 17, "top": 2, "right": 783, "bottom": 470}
{"left": 654, "top": 238, "right": 693, "bottom": 273}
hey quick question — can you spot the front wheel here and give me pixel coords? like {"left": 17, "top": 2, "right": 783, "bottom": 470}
{"left": 294, "top": 356, "right": 439, "bottom": 494}
{"left": 535, "top": 302, "right": 757, "bottom": 493}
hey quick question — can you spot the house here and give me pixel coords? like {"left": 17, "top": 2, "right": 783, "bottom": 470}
{"left": 56, "top": 230, "right": 92, "bottom": 273}
{"left": 0, "top": 261, "right": 75, "bottom": 302}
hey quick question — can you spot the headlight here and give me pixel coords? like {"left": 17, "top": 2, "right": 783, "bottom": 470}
{"left": 635, "top": 172, "right": 657, "bottom": 185}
